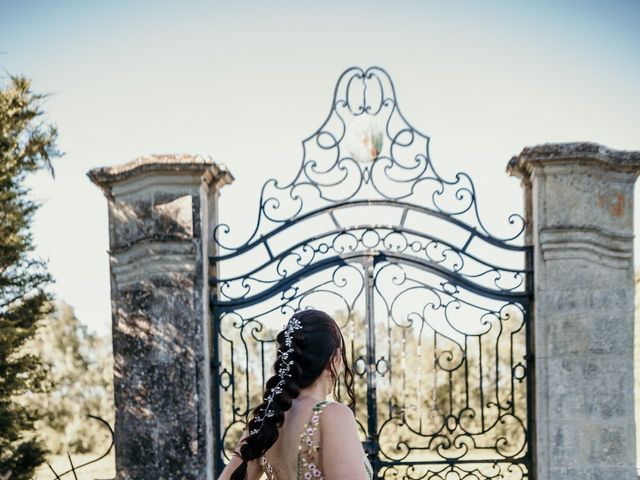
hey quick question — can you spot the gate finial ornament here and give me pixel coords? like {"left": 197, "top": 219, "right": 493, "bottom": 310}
{"left": 213, "top": 66, "right": 526, "bottom": 258}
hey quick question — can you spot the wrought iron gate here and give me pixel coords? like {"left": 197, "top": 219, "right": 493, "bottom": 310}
{"left": 210, "top": 66, "right": 533, "bottom": 479}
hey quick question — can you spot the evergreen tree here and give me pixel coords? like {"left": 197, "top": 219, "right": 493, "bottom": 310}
{"left": 0, "top": 75, "right": 61, "bottom": 479}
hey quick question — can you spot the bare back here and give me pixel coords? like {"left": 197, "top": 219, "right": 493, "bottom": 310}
{"left": 259, "top": 398, "right": 372, "bottom": 480}
{"left": 259, "top": 396, "right": 323, "bottom": 478}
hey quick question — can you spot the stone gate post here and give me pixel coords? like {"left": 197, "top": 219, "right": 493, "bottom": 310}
{"left": 88, "top": 155, "right": 233, "bottom": 480}
{"left": 507, "top": 142, "right": 640, "bottom": 479}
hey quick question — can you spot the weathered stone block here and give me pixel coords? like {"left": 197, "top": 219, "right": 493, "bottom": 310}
{"left": 507, "top": 142, "right": 640, "bottom": 480}
{"left": 88, "top": 155, "right": 233, "bottom": 480}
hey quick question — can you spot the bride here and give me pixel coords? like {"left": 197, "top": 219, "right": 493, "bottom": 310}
{"left": 218, "top": 309, "right": 373, "bottom": 479}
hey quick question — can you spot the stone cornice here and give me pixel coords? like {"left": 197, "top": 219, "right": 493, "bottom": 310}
{"left": 538, "top": 225, "right": 633, "bottom": 269}
{"left": 87, "top": 154, "right": 234, "bottom": 197}
{"left": 506, "top": 142, "right": 640, "bottom": 180}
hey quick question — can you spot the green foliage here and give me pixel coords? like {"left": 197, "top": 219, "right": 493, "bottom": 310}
{"left": 0, "top": 74, "right": 61, "bottom": 479}
{"left": 25, "top": 300, "right": 114, "bottom": 456}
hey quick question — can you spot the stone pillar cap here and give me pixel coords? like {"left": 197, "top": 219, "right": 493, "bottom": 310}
{"left": 507, "top": 142, "right": 640, "bottom": 179}
{"left": 87, "top": 153, "right": 234, "bottom": 197}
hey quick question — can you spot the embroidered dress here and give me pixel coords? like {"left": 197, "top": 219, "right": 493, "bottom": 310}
{"left": 259, "top": 400, "right": 373, "bottom": 479}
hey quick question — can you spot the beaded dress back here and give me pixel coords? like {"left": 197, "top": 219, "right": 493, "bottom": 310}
{"left": 259, "top": 400, "right": 373, "bottom": 479}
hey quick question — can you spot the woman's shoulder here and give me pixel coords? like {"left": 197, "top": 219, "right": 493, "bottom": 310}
{"left": 314, "top": 402, "right": 367, "bottom": 476}
{"left": 316, "top": 401, "right": 356, "bottom": 427}
{"left": 309, "top": 399, "right": 351, "bottom": 412}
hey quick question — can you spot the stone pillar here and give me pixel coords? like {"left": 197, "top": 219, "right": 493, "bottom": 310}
{"left": 507, "top": 142, "right": 640, "bottom": 479}
{"left": 88, "top": 155, "right": 233, "bottom": 480}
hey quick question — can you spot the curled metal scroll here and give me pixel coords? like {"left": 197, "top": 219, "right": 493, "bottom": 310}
{"left": 210, "top": 66, "right": 532, "bottom": 479}
{"left": 47, "top": 415, "right": 114, "bottom": 479}
{"left": 211, "top": 66, "right": 530, "bottom": 310}
{"left": 213, "top": 66, "right": 525, "bottom": 253}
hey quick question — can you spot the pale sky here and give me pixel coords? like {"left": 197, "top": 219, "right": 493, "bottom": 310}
{"left": 1, "top": 0, "right": 639, "bottom": 335}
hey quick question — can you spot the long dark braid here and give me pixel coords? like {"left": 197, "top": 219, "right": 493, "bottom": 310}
{"left": 229, "top": 309, "right": 356, "bottom": 479}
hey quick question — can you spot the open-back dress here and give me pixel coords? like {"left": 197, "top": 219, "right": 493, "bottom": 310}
{"left": 258, "top": 400, "right": 373, "bottom": 479}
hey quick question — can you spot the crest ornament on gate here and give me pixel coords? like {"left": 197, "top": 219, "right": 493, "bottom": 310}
{"left": 211, "top": 66, "right": 533, "bottom": 479}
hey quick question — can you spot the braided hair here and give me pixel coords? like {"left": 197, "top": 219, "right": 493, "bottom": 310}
{"left": 229, "top": 309, "right": 356, "bottom": 479}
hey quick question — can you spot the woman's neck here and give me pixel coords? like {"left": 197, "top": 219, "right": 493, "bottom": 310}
{"left": 298, "top": 375, "right": 331, "bottom": 401}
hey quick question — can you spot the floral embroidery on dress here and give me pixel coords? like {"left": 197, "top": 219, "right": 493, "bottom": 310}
{"left": 297, "top": 400, "right": 330, "bottom": 479}
{"left": 259, "top": 454, "right": 275, "bottom": 479}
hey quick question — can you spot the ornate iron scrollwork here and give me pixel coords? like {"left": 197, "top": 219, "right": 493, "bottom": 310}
{"left": 210, "top": 66, "right": 533, "bottom": 479}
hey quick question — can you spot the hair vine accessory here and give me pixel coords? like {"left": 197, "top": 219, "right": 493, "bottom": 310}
{"left": 250, "top": 316, "right": 303, "bottom": 436}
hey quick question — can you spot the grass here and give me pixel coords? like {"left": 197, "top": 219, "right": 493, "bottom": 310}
{"left": 34, "top": 452, "right": 115, "bottom": 480}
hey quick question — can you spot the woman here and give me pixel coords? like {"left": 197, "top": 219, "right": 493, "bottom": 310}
{"left": 218, "top": 309, "right": 373, "bottom": 479}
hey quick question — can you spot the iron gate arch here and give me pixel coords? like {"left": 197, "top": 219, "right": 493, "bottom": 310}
{"left": 210, "top": 66, "right": 533, "bottom": 479}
